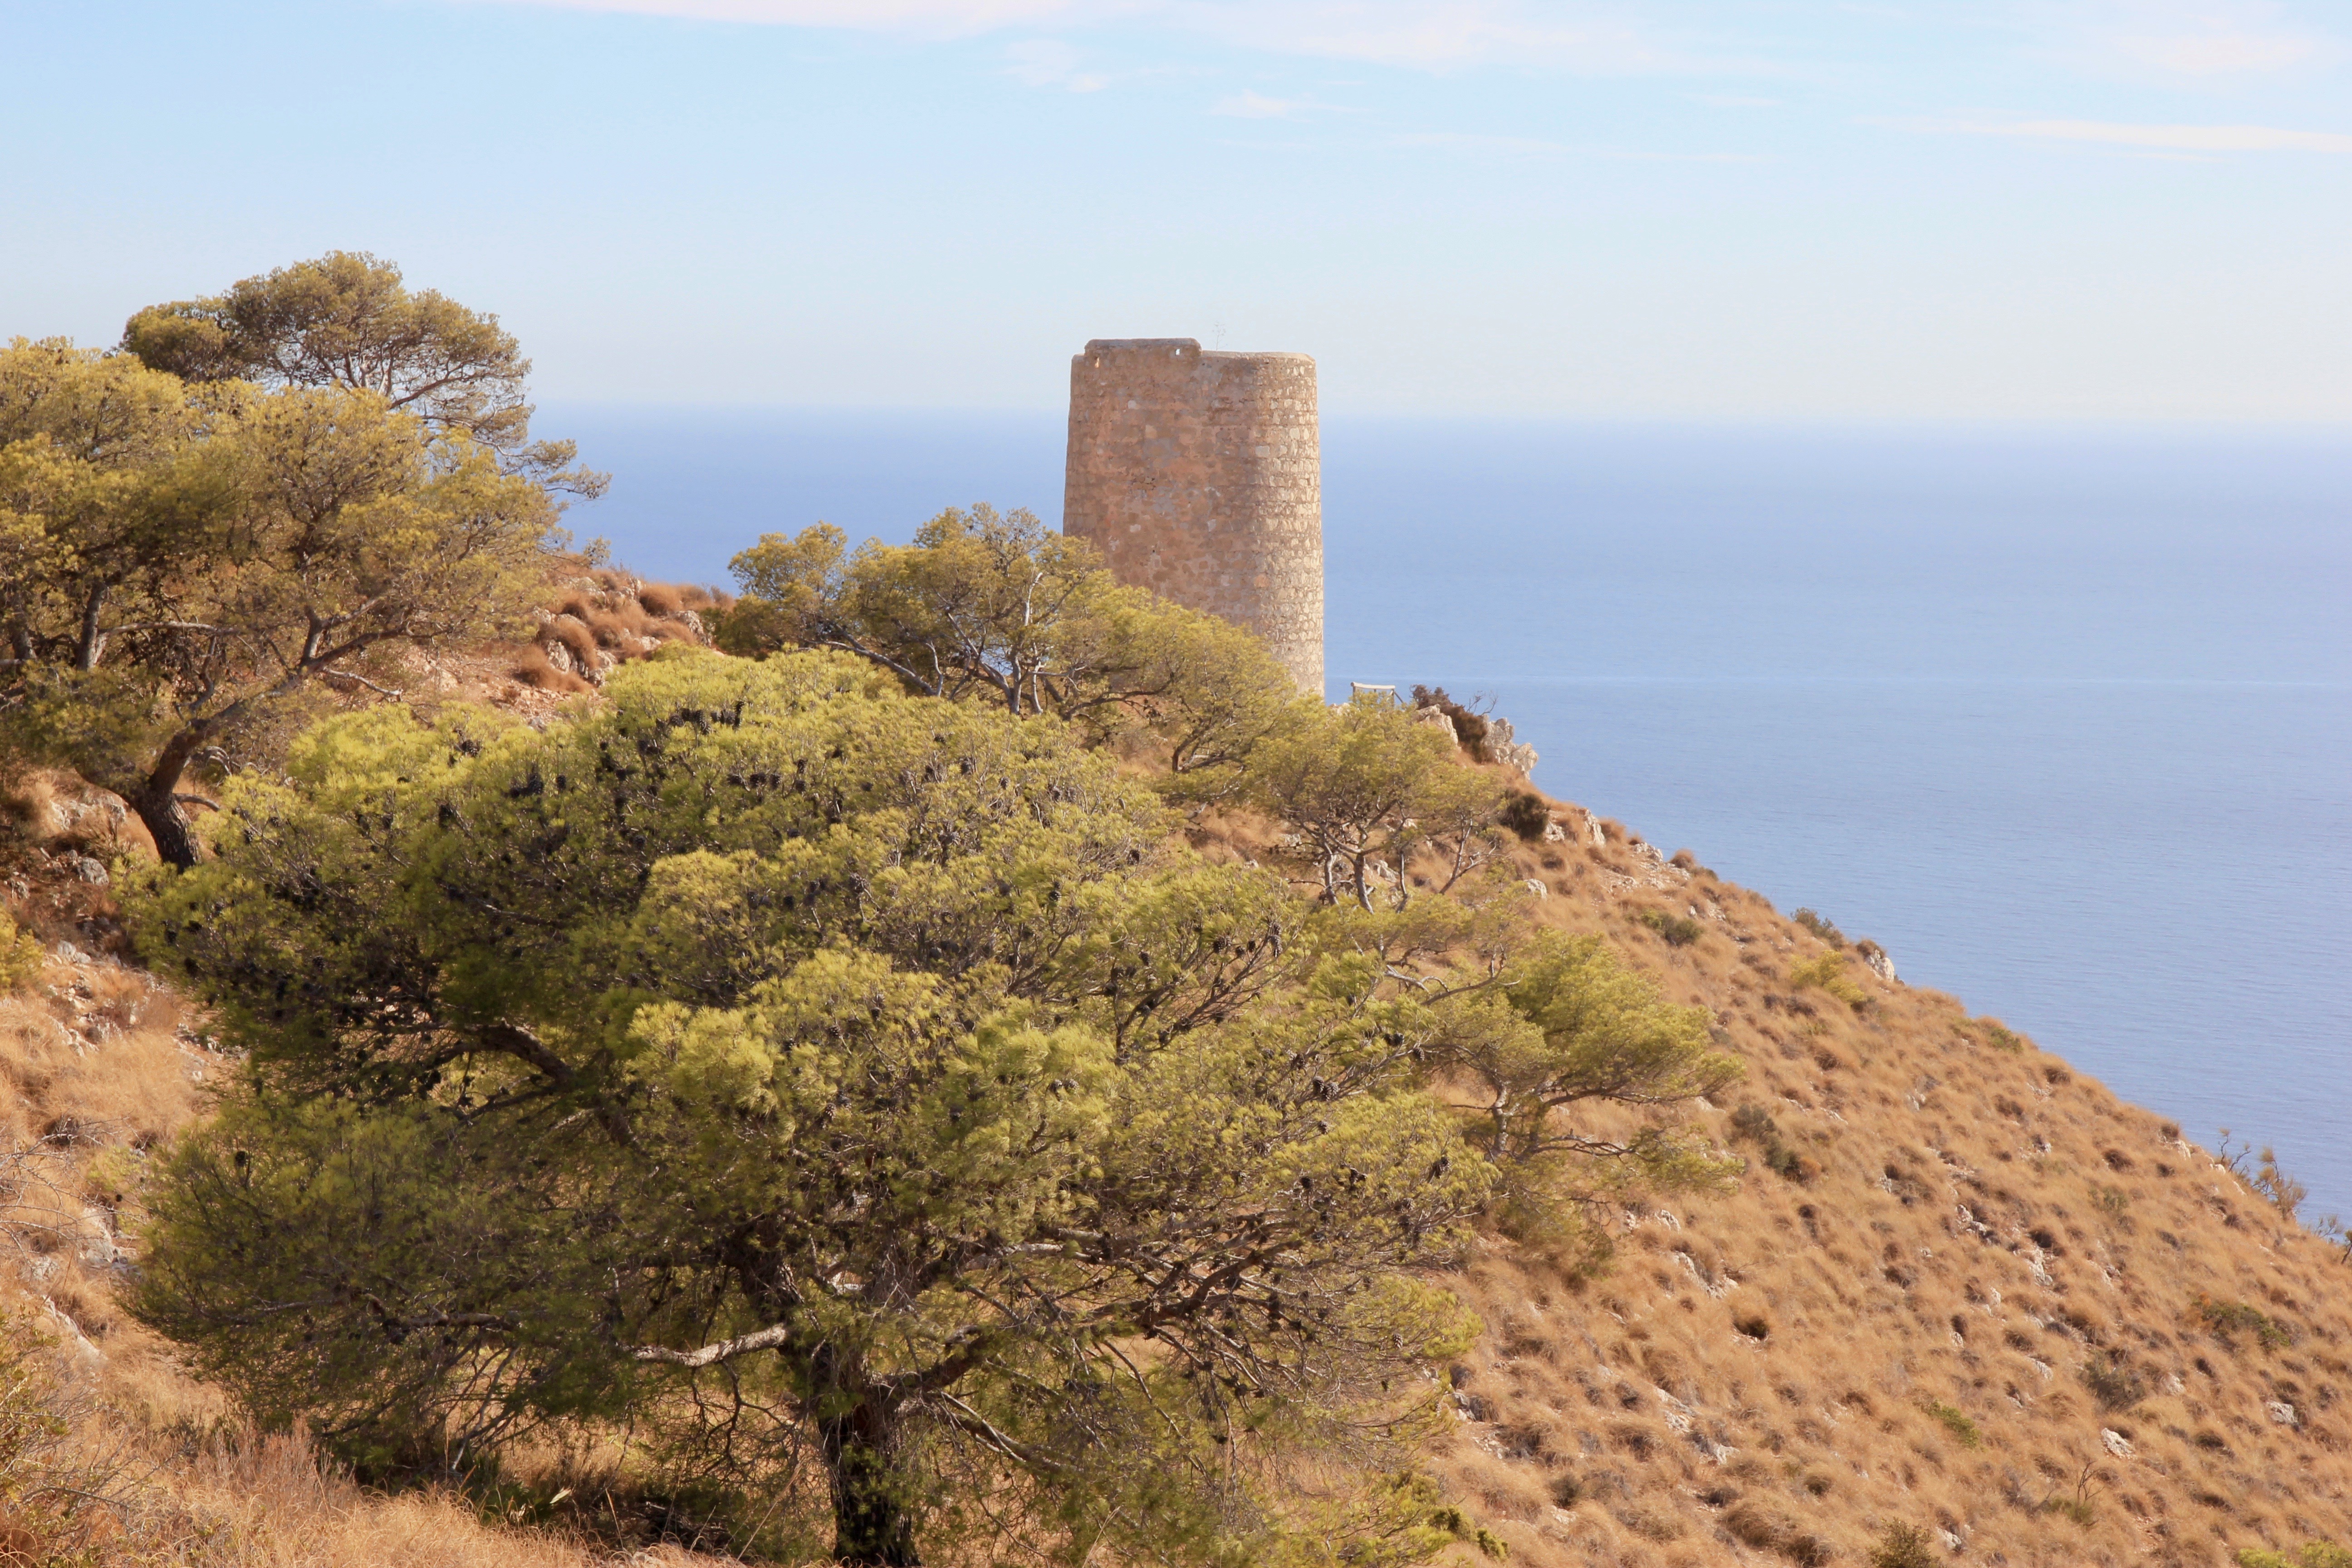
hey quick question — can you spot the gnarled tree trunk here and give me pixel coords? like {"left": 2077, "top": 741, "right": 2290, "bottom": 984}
{"left": 132, "top": 724, "right": 213, "bottom": 870}
{"left": 819, "top": 1396, "right": 919, "bottom": 1566}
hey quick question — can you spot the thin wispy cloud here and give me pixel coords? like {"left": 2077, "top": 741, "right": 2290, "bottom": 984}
{"left": 2014, "top": 0, "right": 2337, "bottom": 77}
{"left": 1937, "top": 117, "right": 2352, "bottom": 152}
{"left": 1392, "top": 130, "right": 1764, "bottom": 162}
{"left": 1209, "top": 90, "right": 1321, "bottom": 120}
{"left": 487, "top": 0, "right": 1077, "bottom": 30}
{"left": 1005, "top": 38, "right": 1109, "bottom": 89}
{"left": 1392, "top": 129, "right": 1569, "bottom": 154}
{"left": 480, "top": 0, "right": 1725, "bottom": 72}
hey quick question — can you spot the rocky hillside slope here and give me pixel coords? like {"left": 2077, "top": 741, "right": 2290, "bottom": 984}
{"left": 1400, "top": 800, "right": 2350, "bottom": 1568}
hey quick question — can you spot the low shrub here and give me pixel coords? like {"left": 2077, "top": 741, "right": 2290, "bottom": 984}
{"left": 2253, "top": 1148, "right": 2310, "bottom": 1222}
{"left": 1723, "top": 1501, "right": 1784, "bottom": 1549}
{"left": 1727, "top": 1505, "right": 1830, "bottom": 1568}
{"left": 1410, "top": 685, "right": 1491, "bottom": 759}
{"left": 1497, "top": 791, "right": 1550, "bottom": 842}
{"left": 1728, "top": 1103, "right": 1813, "bottom": 1184}
{"left": 1638, "top": 908, "right": 1704, "bottom": 946}
{"left": 1791, "top": 907, "right": 1845, "bottom": 945}
{"left": 1965, "top": 1017, "right": 2025, "bottom": 1053}
{"left": 1924, "top": 1401, "right": 1981, "bottom": 1448}
{"left": 0, "top": 911, "right": 43, "bottom": 992}
{"left": 2195, "top": 1295, "right": 2293, "bottom": 1350}
{"left": 2083, "top": 1351, "right": 2147, "bottom": 1411}
{"left": 1870, "top": 1522, "right": 1938, "bottom": 1568}
{"left": 1788, "top": 952, "right": 1868, "bottom": 1011}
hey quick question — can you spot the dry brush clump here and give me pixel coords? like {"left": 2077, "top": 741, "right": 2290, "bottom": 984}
{"left": 511, "top": 566, "right": 728, "bottom": 692}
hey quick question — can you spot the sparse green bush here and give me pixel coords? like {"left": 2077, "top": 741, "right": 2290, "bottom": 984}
{"left": 1637, "top": 908, "right": 1704, "bottom": 947}
{"left": 2083, "top": 1352, "right": 2146, "bottom": 1411}
{"left": 1245, "top": 691, "right": 1505, "bottom": 909}
{"left": 1729, "top": 1506, "right": 1830, "bottom": 1568}
{"left": 2196, "top": 1295, "right": 2293, "bottom": 1350}
{"left": 1870, "top": 1522, "right": 1938, "bottom": 1568}
{"left": 0, "top": 910, "right": 44, "bottom": 992}
{"left": 1788, "top": 951, "right": 1868, "bottom": 1010}
{"left": 2239, "top": 1544, "right": 2352, "bottom": 1568}
{"left": 2092, "top": 1183, "right": 2132, "bottom": 1219}
{"left": 1496, "top": 791, "right": 1549, "bottom": 843}
{"left": 1440, "top": 931, "right": 1744, "bottom": 1244}
{"left": 1728, "top": 1102, "right": 1810, "bottom": 1184}
{"left": 1924, "top": 1401, "right": 1981, "bottom": 1448}
{"left": 1963, "top": 1017, "right": 2026, "bottom": 1053}
{"left": 1791, "top": 907, "right": 1844, "bottom": 945}
{"left": 2254, "top": 1147, "right": 2310, "bottom": 1223}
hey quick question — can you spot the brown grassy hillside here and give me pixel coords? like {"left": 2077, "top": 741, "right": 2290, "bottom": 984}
{"left": 1387, "top": 800, "right": 2352, "bottom": 1568}
{"left": 1, "top": 657, "right": 2342, "bottom": 1565}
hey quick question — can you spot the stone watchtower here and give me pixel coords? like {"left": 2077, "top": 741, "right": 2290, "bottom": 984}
{"left": 1062, "top": 339, "right": 1323, "bottom": 694}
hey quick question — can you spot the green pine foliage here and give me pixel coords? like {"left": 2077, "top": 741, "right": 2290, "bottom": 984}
{"left": 718, "top": 508, "right": 1313, "bottom": 802}
{"left": 1788, "top": 951, "right": 1869, "bottom": 1011}
{"left": 128, "top": 646, "right": 1743, "bottom": 1563}
{"left": 128, "top": 652, "right": 1531, "bottom": 1564}
{"left": 0, "top": 910, "right": 43, "bottom": 992}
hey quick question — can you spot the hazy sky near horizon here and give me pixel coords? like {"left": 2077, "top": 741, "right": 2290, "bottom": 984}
{"left": 5, "top": 0, "right": 2350, "bottom": 419}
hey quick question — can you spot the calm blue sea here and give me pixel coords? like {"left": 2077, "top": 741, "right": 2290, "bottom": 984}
{"left": 549, "top": 406, "right": 2352, "bottom": 1215}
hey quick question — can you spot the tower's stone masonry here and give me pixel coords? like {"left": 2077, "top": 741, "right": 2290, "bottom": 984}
{"left": 1062, "top": 338, "right": 1323, "bottom": 694}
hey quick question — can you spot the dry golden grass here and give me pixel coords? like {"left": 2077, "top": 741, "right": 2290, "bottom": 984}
{"left": 1394, "top": 795, "right": 2352, "bottom": 1568}
{"left": 151, "top": 1427, "right": 706, "bottom": 1567}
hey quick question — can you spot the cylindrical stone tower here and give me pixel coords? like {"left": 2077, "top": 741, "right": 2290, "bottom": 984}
{"left": 1062, "top": 338, "right": 1323, "bottom": 694}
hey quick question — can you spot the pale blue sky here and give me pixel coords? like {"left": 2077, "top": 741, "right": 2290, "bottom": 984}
{"left": 5, "top": 0, "right": 2348, "bottom": 418}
